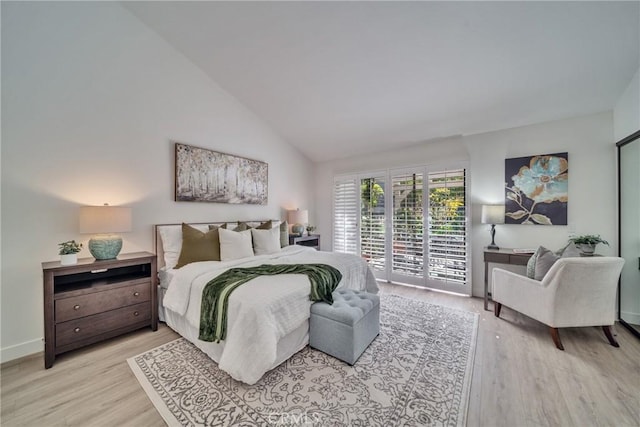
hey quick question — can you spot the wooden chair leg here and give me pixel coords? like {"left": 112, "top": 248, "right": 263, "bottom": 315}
{"left": 494, "top": 302, "right": 502, "bottom": 317}
{"left": 549, "top": 327, "right": 564, "bottom": 351}
{"left": 602, "top": 326, "right": 620, "bottom": 348}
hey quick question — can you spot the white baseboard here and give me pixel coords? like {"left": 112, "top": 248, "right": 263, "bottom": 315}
{"left": 621, "top": 311, "right": 640, "bottom": 326}
{"left": 1, "top": 338, "right": 43, "bottom": 364}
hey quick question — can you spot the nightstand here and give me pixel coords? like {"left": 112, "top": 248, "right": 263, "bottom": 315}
{"left": 42, "top": 252, "right": 157, "bottom": 368}
{"left": 289, "top": 234, "right": 320, "bottom": 250}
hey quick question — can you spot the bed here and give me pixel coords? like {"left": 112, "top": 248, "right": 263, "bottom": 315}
{"left": 155, "top": 221, "right": 378, "bottom": 385}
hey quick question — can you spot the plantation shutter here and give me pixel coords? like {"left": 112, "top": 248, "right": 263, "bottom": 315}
{"left": 333, "top": 177, "right": 358, "bottom": 255}
{"left": 427, "top": 169, "right": 468, "bottom": 286}
{"left": 391, "top": 171, "right": 424, "bottom": 282}
{"left": 360, "top": 176, "right": 386, "bottom": 272}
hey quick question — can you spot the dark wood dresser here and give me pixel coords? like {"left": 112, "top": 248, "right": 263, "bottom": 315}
{"left": 42, "top": 252, "right": 157, "bottom": 368}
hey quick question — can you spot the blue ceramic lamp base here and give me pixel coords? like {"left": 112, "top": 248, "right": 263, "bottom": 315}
{"left": 291, "top": 223, "right": 305, "bottom": 236}
{"left": 88, "top": 235, "right": 123, "bottom": 260}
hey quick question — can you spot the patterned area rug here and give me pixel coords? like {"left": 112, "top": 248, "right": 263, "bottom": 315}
{"left": 128, "top": 294, "right": 478, "bottom": 426}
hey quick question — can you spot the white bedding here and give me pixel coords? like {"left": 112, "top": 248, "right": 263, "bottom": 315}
{"left": 162, "top": 245, "right": 378, "bottom": 384}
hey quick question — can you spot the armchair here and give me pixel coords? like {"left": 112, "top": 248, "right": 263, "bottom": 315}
{"left": 492, "top": 257, "right": 625, "bottom": 350}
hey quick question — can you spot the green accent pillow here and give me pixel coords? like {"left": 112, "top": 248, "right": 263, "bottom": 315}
{"left": 256, "top": 220, "right": 273, "bottom": 230}
{"left": 234, "top": 222, "right": 251, "bottom": 232}
{"left": 236, "top": 220, "right": 272, "bottom": 232}
{"left": 175, "top": 223, "right": 222, "bottom": 268}
{"left": 280, "top": 220, "right": 289, "bottom": 248}
{"left": 208, "top": 223, "right": 228, "bottom": 231}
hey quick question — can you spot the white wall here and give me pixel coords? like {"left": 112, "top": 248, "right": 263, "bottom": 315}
{"left": 464, "top": 113, "right": 616, "bottom": 296}
{"left": 614, "top": 67, "right": 640, "bottom": 142}
{"left": 316, "top": 112, "right": 617, "bottom": 297}
{"left": 1, "top": 2, "right": 314, "bottom": 362}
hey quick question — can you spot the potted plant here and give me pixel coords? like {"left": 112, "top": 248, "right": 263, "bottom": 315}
{"left": 568, "top": 234, "right": 609, "bottom": 256}
{"left": 59, "top": 240, "right": 82, "bottom": 265}
{"left": 306, "top": 225, "right": 316, "bottom": 236}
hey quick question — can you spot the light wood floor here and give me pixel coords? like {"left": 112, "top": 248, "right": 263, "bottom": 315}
{"left": 2, "top": 283, "right": 639, "bottom": 426}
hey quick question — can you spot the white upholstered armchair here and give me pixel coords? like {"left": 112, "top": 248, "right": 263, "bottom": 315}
{"left": 492, "top": 257, "right": 625, "bottom": 350}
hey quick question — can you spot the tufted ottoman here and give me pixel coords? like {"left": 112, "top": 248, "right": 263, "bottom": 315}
{"left": 309, "top": 289, "right": 380, "bottom": 365}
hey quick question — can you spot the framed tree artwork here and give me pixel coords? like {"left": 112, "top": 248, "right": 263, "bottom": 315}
{"left": 504, "top": 152, "right": 568, "bottom": 225}
{"left": 175, "top": 143, "right": 268, "bottom": 204}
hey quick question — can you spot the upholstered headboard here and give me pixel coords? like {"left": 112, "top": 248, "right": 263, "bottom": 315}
{"left": 154, "top": 220, "right": 281, "bottom": 270}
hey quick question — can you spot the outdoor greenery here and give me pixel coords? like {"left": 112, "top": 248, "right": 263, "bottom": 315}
{"left": 359, "top": 174, "right": 465, "bottom": 237}
{"left": 361, "top": 178, "right": 384, "bottom": 209}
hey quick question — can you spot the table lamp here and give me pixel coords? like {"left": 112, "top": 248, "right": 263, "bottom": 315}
{"left": 79, "top": 204, "right": 132, "bottom": 259}
{"left": 287, "top": 209, "right": 308, "bottom": 236}
{"left": 481, "top": 204, "right": 505, "bottom": 250}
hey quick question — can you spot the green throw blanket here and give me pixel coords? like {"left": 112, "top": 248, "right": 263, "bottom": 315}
{"left": 199, "top": 264, "right": 342, "bottom": 343}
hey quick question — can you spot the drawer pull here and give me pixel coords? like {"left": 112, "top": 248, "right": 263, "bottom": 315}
{"left": 133, "top": 292, "right": 140, "bottom": 297}
{"left": 74, "top": 327, "right": 81, "bottom": 333}
{"left": 74, "top": 304, "right": 81, "bottom": 310}
{"left": 133, "top": 311, "right": 139, "bottom": 316}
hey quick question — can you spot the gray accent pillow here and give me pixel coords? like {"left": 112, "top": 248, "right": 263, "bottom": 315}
{"left": 527, "top": 242, "right": 582, "bottom": 279}
{"left": 534, "top": 247, "right": 560, "bottom": 280}
{"left": 558, "top": 242, "right": 581, "bottom": 258}
{"left": 526, "top": 246, "right": 542, "bottom": 279}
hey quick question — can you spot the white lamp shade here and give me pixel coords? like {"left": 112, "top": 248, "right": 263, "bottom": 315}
{"left": 481, "top": 205, "right": 505, "bottom": 225}
{"left": 79, "top": 206, "right": 132, "bottom": 234}
{"left": 287, "top": 209, "right": 308, "bottom": 225}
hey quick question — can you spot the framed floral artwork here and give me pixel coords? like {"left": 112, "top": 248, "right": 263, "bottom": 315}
{"left": 504, "top": 152, "right": 568, "bottom": 225}
{"left": 175, "top": 143, "right": 268, "bottom": 204}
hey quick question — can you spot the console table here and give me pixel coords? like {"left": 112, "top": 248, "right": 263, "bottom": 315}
{"left": 484, "top": 248, "right": 532, "bottom": 311}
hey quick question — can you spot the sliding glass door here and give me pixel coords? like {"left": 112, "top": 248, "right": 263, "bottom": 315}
{"left": 426, "top": 169, "right": 468, "bottom": 291}
{"left": 391, "top": 170, "right": 424, "bottom": 285}
{"left": 334, "top": 165, "right": 469, "bottom": 294}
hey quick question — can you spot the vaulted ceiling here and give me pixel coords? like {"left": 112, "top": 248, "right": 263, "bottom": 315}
{"left": 124, "top": 1, "right": 639, "bottom": 162}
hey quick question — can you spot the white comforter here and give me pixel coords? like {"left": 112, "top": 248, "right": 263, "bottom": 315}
{"left": 163, "top": 245, "right": 378, "bottom": 384}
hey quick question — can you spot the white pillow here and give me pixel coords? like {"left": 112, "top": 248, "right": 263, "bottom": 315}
{"left": 158, "top": 224, "right": 209, "bottom": 269}
{"left": 219, "top": 228, "right": 254, "bottom": 261}
{"left": 251, "top": 227, "right": 281, "bottom": 255}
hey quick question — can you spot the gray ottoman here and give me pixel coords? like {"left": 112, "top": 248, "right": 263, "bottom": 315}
{"left": 309, "top": 289, "right": 380, "bottom": 365}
